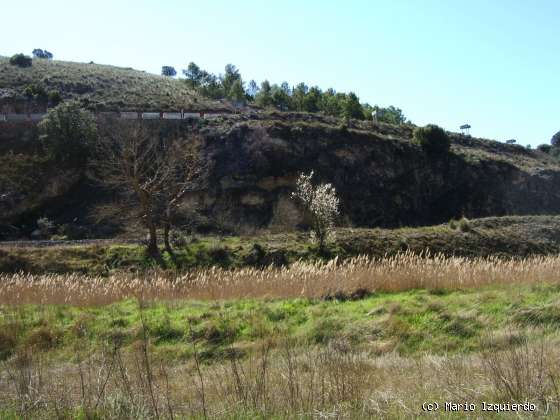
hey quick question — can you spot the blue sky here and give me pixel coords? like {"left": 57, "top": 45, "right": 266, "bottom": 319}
{"left": 2, "top": 0, "right": 559, "bottom": 146}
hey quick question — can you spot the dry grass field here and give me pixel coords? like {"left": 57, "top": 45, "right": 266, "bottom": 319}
{"left": 2, "top": 252, "right": 560, "bottom": 418}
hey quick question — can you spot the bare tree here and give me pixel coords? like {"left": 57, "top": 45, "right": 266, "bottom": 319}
{"left": 158, "top": 137, "right": 202, "bottom": 255}
{"left": 91, "top": 119, "right": 201, "bottom": 259}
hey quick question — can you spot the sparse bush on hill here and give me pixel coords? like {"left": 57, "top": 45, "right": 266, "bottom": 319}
{"left": 291, "top": 171, "right": 340, "bottom": 251}
{"left": 449, "top": 216, "right": 472, "bottom": 232}
{"left": 47, "top": 90, "right": 61, "bottom": 105}
{"left": 413, "top": 124, "right": 450, "bottom": 154}
{"left": 551, "top": 130, "right": 560, "bottom": 147}
{"left": 38, "top": 101, "right": 97, "bottom": 166}
{"left": 538, "top": 144, "right": 552, "bottom": 153}
{"left": 161, "top": 65, "right": 176, "bottom": 77}
{"left": 9, "top": 53, "right": 32, "bottom": 68}
{"left": 36, "top": 217, "right": 55, "bottom": 238}
{"left": 23, "top": 83, "right": 47, "bottom": 99}
{"left": 458, "top": 217, "right": 471, "bottom": 232}
{"left": 32, "top": 49, "right": 53, "bottom": 59}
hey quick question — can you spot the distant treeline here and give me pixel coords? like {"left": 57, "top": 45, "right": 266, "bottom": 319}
{"left": 169, "top": 62, "right": 408, "bottom": 124}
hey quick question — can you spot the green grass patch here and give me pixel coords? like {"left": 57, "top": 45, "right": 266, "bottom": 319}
{"left": 2, "top": 282, "right": 560, "bottom": 363}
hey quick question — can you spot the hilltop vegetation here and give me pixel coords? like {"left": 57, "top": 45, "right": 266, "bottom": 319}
{"left": 182, "top": 61, "right": 408, "bottom": 123}
{"left": 0, "top": 56, "right": 226, "bottom": 112}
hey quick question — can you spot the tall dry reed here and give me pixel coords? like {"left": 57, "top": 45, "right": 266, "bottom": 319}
{"left": 2, "top": 251, "right": 560, "bottom": 305}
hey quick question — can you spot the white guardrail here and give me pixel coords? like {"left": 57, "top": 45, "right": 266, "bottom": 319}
{"left": 0, "top": 111, "right": 229, "bottom": 122}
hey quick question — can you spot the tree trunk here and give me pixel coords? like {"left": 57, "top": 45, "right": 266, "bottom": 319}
{"left": 163, "top": 222, "right": 172, "bottom": 254}
{"left": 146, "top": 221, "right": 160, "bottom": 260}
{"left": 163, "top": 205, "right": 173, "bottom": 255}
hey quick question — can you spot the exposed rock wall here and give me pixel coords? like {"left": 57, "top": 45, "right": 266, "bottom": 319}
{"left": 2, "top": 116, "right": 560, "bottom": 237}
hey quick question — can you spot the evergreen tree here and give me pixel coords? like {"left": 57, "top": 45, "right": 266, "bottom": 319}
{"left": 304, "top": 86, "right": 322, "bottom": 112}
{"left": 183, "top": 62, "right": 203, "bottom": 87}
{"left": 551, "top": 131, "right": 560, "bottom": 147}
{"left": 292, "top": 82, "right": 308, "bottom": 111}
{"left": 222, "top": 64, "right": 241, "bottom": 95}
{"left": 228, "top": 79, "right": 246, "bottom": 104}
{"left": 246, "top": 79, "right": 259, "bottom": 99}
{"left": 255, "top": 80, "right": 273, "bottom": 107}
{"left": 271, "top": 84, "right": 291, "bottom": 111}
{"left": 343, "top": 92, "right": 364, "bottom": 120}
{"left": 161, "top": 66, "right": 177, "bottom": 77}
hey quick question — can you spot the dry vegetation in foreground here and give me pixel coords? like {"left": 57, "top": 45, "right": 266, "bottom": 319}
{"left": 0, "top": 327, "right": 559, "bottom": 419}
{"left": 2, "top": 251, "right": 560, "bottom": 305}
{"left": 3, "top": 252, "right": 560, "bottom": 418}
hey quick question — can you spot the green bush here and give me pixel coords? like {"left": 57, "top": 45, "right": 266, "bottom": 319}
{"left": 537, "top": 144, "right": 552, "bottom": 153}
{"left": 9, "top": 53, "right": 32, "bottom": 67}
{"left": 413, "top": 124, "right": 450, "bottom": 154}
{"left": 23, "top": 84, "right": 47, "bottom": 99}
{"left": 37, "top": 217, "right": 55, "bottom": 237}
{"left": 47, "top": 90, "right": 62, "bottom": 105}
{"left": 38, "top": 101, "right": 97, "bottom": 166}
{"left": 170, "top": 230, "right": 189, "bottom": 247}
{"left": 458, "top": 217, "right": 471, "bottom": 232}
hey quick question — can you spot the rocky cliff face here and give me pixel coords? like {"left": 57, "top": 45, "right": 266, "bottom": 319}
{"left": 2, "top": 114, "right": 560, "bottom": 237}
{"left": 184, "top": 117, "right": 560, "bottom": 230}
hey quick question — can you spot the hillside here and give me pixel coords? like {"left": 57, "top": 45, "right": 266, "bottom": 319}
{"left": 0, "top": 56, "right": 228, "bottom": 112}
{"left": 2, "top": 111, "right": 560, "bottom": 240}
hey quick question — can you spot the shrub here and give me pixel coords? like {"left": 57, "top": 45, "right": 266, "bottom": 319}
{"left": 243, "top": 243, "right": 266, "bottom": 266}
{"left": 537, "top": 144, "right": 552, "bottom": 153}
{"left": 551, "top": 131, "right": 560, "bottom": 147}
{"left": 9, "top": 53, "right": 32, "bottom": 67}
{"left": 413, "top": 124, "right": 450, "bottom": 154}
{"left": 170, "top": 230, "right": 189, "bottom": 247}
{"left": 38, "top": 101, "right": 97, "bottom": 166}
{"left": 25, "top": 327, "right": 59, "bottom": 351}
{"left": 161, "top": 66, "right": 177, "bottom": 77}
{"left": 458, "top": 217, "right": 471, "bottom": 232}
{"left": 37, "top": 217, "right": 55, "bottom": 237}
{"left": 23, "top": 85, "right": 34, "bottom": 98}
{"left": 0, "top": 330, "right": 16, "bottom": 361}
{"left": 57, "top": 223, "right": 88, "bottom": 239}
{"left": 23, "top": 84, "right": 47, "bottom": 99}
{"left": 291, "top": 171, "right": 340, "bottom": 250}
{"left": 208, "top": 245, "right": 231, "bottom": 265}
{"left": 47, "top": 90, "right": 61, "bottom": 105}
{"left": 32, "top": 49, "right": 53, "bottom": 59}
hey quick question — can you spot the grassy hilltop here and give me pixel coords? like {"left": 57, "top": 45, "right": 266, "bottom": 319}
{"left": 0, "top": 56, "right": 228, "bottom": 111}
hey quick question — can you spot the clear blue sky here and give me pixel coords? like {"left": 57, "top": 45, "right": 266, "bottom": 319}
{"left": 2, "top": 0, "right": 559, "bottom": 146}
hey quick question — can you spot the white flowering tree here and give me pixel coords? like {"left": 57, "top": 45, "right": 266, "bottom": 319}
{"left": 291, "top": 171, "right": 340, "bottom": 250}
